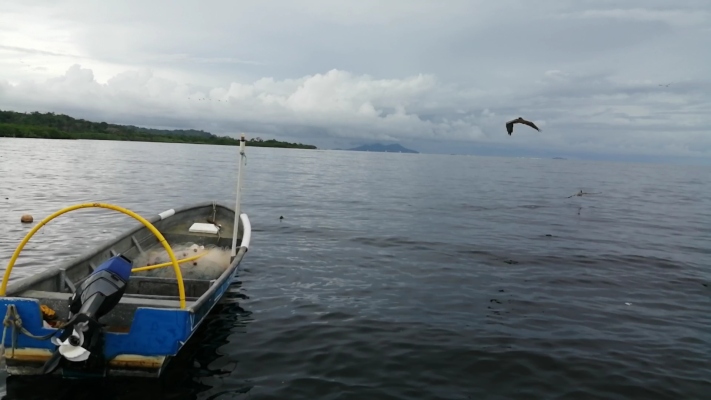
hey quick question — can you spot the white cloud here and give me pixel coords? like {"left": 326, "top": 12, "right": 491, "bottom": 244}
{"left": 0, "top": 65, "right": 489, "bottom": 143}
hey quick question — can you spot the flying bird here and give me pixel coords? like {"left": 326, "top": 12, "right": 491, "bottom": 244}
{"left": 505, "top": 117, "right": 540, "bottom": 135}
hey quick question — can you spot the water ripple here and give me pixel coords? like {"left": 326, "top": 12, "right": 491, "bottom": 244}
{"left": 1, "top": 138, "right": 710, "bottom": 399}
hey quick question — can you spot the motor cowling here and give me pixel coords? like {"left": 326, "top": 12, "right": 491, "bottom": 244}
{"left": 68, "top": 254, "right": 132, "bottom": 320}
{"left": 41, "top": 254, "right": 132, "bottom": 375}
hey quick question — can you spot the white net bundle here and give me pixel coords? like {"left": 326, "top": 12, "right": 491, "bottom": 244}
{"left": 132, "top": 242, "right": 232, "bottom": 280}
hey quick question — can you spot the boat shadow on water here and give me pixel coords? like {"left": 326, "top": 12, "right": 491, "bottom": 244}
{"left": 1, "top": 283, "right": 254, "bottom": 400}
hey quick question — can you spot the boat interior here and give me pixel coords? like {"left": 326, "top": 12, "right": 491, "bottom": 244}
{"left": 5, "top": 203, "right": 246, "bottom": 331}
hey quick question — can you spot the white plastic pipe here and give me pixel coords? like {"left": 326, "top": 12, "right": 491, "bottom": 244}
{"left": 157, "top": 209, "right": 175, "bottom": 220}
{"left": 231, "top": 134, "right": 246, "bottom": 257}
{"left": 239, "top": 213, "right": 252, "bottom": 249}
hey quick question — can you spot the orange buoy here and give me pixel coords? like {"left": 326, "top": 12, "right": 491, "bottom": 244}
{"left": 20, "top": 214, "right": 33, "bottom": 223}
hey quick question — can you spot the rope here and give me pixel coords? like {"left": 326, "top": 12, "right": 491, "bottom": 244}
{"left": 0, "top": 316, "right": 7, "bottom": 362}
{"left": 1, "top": 305, "right": 58, "bottom": 359}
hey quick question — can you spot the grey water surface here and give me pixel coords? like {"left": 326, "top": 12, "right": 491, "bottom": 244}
{"left": 0, "top": 138, "right": 709, "bottom": 400}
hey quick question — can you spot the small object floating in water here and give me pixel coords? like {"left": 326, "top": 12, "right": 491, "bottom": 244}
{"left": 625, "top": 302, "right": 632, "bottom": 306}
{"left": 567, "top": 190, "right": 602, "bottom": 198}
{"left": 279, "top": 216, "right": 283, "bottom": 221}
{"left": 20, "top": 214, "right": 33, "bottom": 223}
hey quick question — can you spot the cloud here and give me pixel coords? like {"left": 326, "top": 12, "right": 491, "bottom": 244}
{"left": 0, "top": 45, "right": 82, "bottom": 58}
{"left": 0, "top": 65, "right": 489, "bottom": 143}
{"left": 1, "top": 0, "right": 710, "bottom": 161}
{"left": 2, "top": 63, "right": 710, "bottom": 160}
{"left": 566, "top": 8, "right": 711, "bottom": 27}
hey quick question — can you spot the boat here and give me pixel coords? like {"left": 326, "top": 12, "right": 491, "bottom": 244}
{"left": 0, "top": 135, "right": 251, "bottom": 378}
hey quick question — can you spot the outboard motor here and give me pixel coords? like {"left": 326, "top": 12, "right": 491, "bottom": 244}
{"left": 41, "top": 254, "right": 133, "bottom": 375}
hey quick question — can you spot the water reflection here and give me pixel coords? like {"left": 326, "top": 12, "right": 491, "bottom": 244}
{"left": 1, "top": 283, "right": 253, "bottom": 400}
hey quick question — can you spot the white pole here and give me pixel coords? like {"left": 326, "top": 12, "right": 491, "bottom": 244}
{"left": 231, "top": 133, "right": 246, "bottom": 258}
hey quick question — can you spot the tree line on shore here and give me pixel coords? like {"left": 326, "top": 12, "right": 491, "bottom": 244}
{"left": 0, "top": 110, "right": 317, "bottom": 149}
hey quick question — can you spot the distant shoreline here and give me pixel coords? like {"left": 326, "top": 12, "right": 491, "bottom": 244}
{"left": 0, "top": 109, "right": 317, "bottom": 150}
{"left": 0, "top": 135, "right": 318, "bottom": 149}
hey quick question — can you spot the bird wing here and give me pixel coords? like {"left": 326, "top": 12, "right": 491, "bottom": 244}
{"left": 505, "top": 121, "right": 514, "bottom": 134}
{"left": 520, "top": 119, "right": 540, "bottom": 131}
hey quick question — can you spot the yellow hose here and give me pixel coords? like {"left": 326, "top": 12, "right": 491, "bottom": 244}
{"left": 0, "top": 202, "right": 187, "bottom": 309}
{"left": 131, "top": 251, "right": 208, "bottom": 273}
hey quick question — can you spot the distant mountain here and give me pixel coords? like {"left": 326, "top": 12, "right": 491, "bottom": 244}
{"left": 346, "top": 143, "right": 418, "bottom": 153}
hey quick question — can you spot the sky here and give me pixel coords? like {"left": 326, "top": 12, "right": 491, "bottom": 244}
{"left": 1, "top": 0, "right": 710, "bottom": 163}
